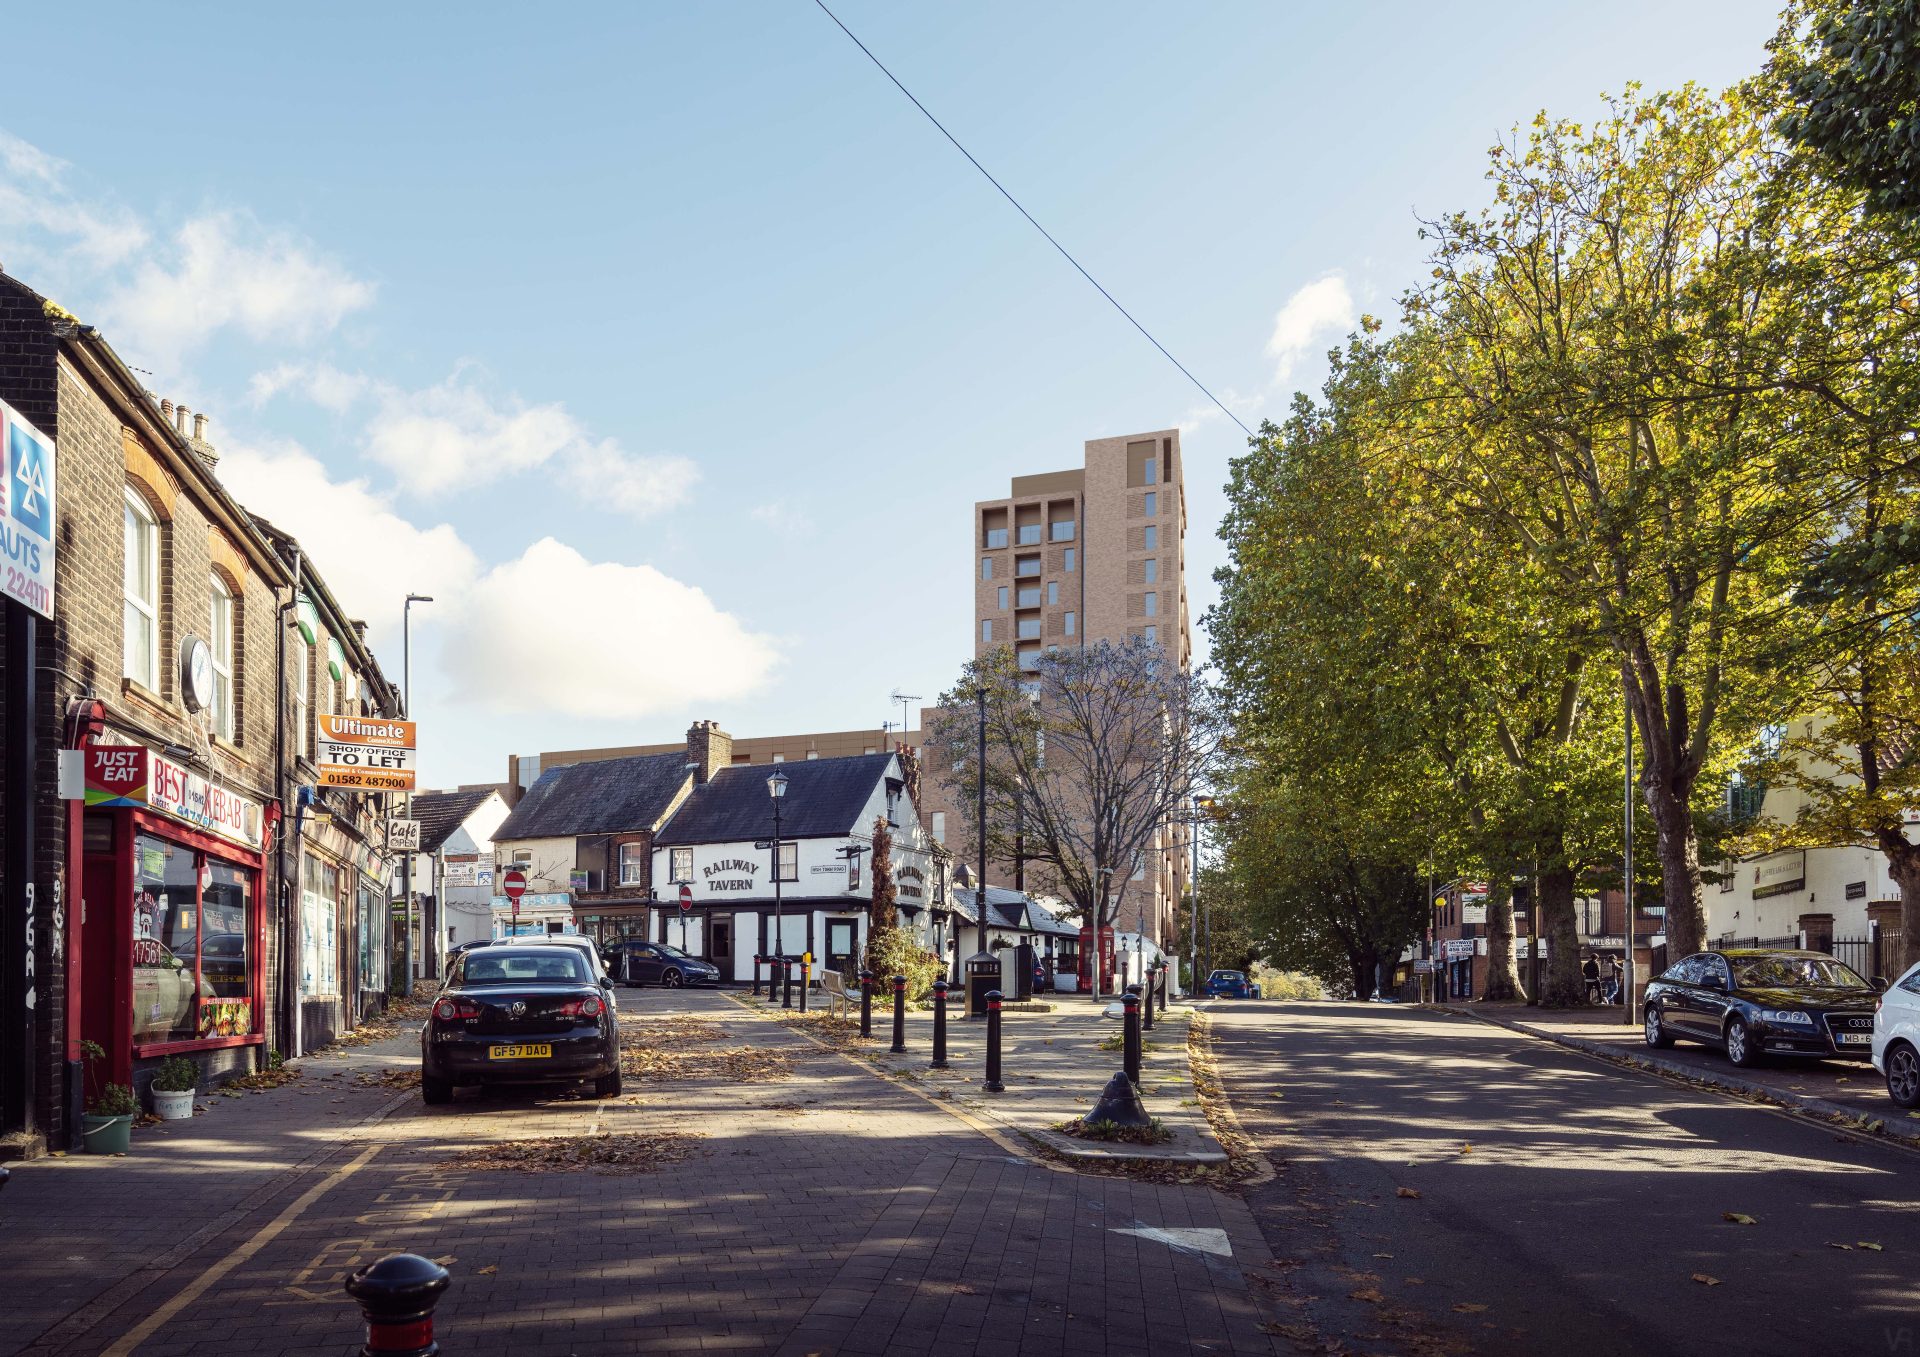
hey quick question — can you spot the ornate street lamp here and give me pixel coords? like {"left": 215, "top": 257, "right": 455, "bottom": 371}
{"left": 768, "top": 770, "right": 788, "bottom": 1006}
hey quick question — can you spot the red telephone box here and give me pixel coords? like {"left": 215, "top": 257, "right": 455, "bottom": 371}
{"left": 1076, "top": 924, "right": 1115, "bottom": 993}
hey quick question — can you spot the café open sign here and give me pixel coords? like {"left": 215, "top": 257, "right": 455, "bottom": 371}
{"left": 317, "top": 715, "right": 417, "bottom": 791}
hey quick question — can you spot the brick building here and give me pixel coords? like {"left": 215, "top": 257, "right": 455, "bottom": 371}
{"left": 0, "top": 271, "right": 401, "bottom": 1157}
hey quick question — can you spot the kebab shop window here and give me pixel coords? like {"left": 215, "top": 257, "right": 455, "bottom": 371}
{"left": 132, "top": 833, "right": 257, "bottom": 1046}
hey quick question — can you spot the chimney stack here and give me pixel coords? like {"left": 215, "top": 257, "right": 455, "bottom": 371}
{"left": 175, "top": 404, "right": 189, "bottom": 435}
{"left": 193, "top": 413, "right": 207, "bottom": 441}
{"left": 686, "top": 720, "right": 733, "bottom": 785}
{"left": 160, "top": 398, "right": 174, "bottom": 422}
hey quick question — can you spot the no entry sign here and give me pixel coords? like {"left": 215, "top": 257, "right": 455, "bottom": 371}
{"left": 678, "top": 884, "right": 693, "bottom": 912}
{"left": 502, "top": 869, "right": 527, "bottom": 903}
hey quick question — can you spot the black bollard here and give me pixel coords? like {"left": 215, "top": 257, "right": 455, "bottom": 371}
{"left": 859, "top": 969, "right": 874, "bottom": 1037}
{"left": 782, "top": 956, "right": 794, "bottom": 1009}
{"left": 1122, "top": 991, "right": 1142, "bottom": 1085}
{"left": 1141, "top": 973, "right": 1155, "bottom": 1031}
{"left": 931, "top": 979, "right": 950, "bottom": 1069}
{"left": 752, "top": 955, "right": 763, "bottom": 999}
{"left": 799, "top": 957, "right": 810, "bottom": 1013}
{"left": 984, "top": 989, "right": 1005, "bottom": 1092}
{"left": 890, "top": 974, "right": 908, "bottom": 1053}
{"left": 345, "top": 1252, "right": 450, "bottom": 1357}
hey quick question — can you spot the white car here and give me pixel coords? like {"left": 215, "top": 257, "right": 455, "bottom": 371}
{"left": 1872, "top": 961, "right": 1920, "bottom": 1109}
{"left": 507, "top": 935, "right": 619, "bottom": 1009}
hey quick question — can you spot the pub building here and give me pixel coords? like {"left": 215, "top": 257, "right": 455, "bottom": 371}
{"left": 0, "top": 269, "right": 402, "bottom": 1155}
{"left": 649, "top": 740, "right": 938, "bottom": 979}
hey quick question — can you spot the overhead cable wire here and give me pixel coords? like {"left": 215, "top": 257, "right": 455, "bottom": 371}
{"left": 810, "top": 0, "right": 1256, "bottom": 439}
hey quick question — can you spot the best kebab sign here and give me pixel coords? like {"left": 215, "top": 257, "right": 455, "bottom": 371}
{"left": 317, "top": 715, "right": 418, "bottom": 791}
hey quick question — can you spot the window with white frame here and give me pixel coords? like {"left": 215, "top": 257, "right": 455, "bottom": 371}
{"left": 209, "top": 575, "right": 236, "bottom": 741}
{"left": 294, "top": 640, "right": 312, "bottom": 760}
{"left": 777, "top": 842, "right": 798, "bottom": 881}
{"left": 619, "top": 842, "right": 646, "bottom": 886}
{"left": 123, "top": 489, "right": 160, "bottom": 690}
{"left": 670, "top": 847, "right": 694, "bottom": 883}
{"left": 932, "top": 811, "right": 946, "bottom": 844}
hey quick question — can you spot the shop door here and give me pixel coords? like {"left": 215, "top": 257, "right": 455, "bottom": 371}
{"left": 708, "top": 915, "right": 733, "bottom": 981}
{"left": 826, "top": 918, "right": 857, "bottom": 977}
{"left": 80, "top": 832, "right": 127, "bottom": 1089}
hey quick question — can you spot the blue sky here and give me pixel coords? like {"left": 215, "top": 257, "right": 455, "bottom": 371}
{"left": 0, "top": 1, "right": 1782, "bottom": 787}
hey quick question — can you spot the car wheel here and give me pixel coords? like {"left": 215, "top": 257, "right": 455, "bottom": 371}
{"left": 422, "top": 1076, "right": 453, "bottom": 1105}
{"left": 1887, "top": 1042, "right": 1920, "bottom": 1109}
{"left": 1644, "top": 1005, "right": 1674, "bottom": 1049}
{"left": 1725, "top": 1016, "right": 1762, "bottom": 1068}
{"left": 663, "top": 969, "right": 683, "bottom": 988}
{"left": 595, "top": 1069, "right": 623, "bottom": 1098}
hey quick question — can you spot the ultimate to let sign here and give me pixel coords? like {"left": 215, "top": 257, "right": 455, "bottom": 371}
{"left": 317, "top": 714, "right": 417, "bottom": 791}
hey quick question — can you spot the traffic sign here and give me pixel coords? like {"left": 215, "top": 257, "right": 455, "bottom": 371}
{"left": 502, "top": 868, "right": 527, "bottom": 903}
{"left": 754, "top": 839, "right": 775, "bottom": 850}
{"left": 678, "top": 884, "right": 693, "bottom": 912}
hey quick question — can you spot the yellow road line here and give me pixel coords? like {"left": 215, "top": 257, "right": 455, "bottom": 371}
{"left": 102, "top": 1143, "right": 382, "bottom": 1356}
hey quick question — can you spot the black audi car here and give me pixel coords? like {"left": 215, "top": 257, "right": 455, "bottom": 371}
{"left": 420, "top": 945, "right": 622, "bottom": 1104}
{"left": 1643, "top": 949, "right": 1882, "bottom": 1067}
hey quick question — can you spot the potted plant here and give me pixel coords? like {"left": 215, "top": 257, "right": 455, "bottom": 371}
{"left": 79, "top": 1040, "right": 137, "bottom": 1154}
{"left": 150, "top": 1055, "right": 197, "bottom": 1120}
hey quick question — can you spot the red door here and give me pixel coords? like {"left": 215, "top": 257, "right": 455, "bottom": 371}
{"left": 80, "top": 816, "right": 131, "bottom": 1093}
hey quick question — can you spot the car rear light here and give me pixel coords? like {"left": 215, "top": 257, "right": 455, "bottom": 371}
{"left": 433, "top": 998, "right": 480, "bottom": 1021}
{"left": 559, "top": 996, "right": 603, "bottom": 1019}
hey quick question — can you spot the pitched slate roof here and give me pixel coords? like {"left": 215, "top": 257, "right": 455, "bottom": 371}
{"left": 493, "top": 752, "right": 691, "bottom": 840}
{"left": 951, "top": 886, "right": 1078, "bottom": 934}
{"left": 410, "top": 788, "right": 496, "bottom": 855}
{"left": 654, "top": 753, "right": 896, "bottom": 846}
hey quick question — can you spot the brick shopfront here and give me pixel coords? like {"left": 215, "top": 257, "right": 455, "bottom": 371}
{"left": 79, "top": 743, "right": 273, "bottom": 1096}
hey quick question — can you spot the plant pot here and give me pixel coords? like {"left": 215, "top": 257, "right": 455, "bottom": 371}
{"left": 152, "top": 1088, "right": 195, "bottom": 1121}
{"left": 81, "top": 1113, "right": 134, "bottom": 1154}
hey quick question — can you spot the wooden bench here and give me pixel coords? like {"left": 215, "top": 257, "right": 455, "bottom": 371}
{"left": 819, "top": 969, "right": 852, "bottom": 1018}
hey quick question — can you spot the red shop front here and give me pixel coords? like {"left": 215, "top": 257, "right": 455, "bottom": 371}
{"left": 79, "top": 744, "right": 274, "bottom": 1094}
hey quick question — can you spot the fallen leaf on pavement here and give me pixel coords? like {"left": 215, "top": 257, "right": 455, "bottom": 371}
{"left": 438, "top": 1131, "right": 705, "bottom": 1175}
{"left": 1371, "top": 1253, "right": 1394, "bottom": 1259}
{"left": 476, "top": 1265, "right": 497, "bottom": 1275}
{"left": 1459, "top": 1143, "right": 1472, "bottom": 1154}
{"left": 1396, "top": 1187, "right": 1421, "bottom": 1199}
{"left": 1349, "top": 1287, "right": 1384, "bottom": 1303}
{"left": 1829, "top": 1243, "right": 1855, "bottom": 1251}
{"left": 1692, "top": 1274, "right": 1720, "bottom": 1286}
{"left": 1859, "top": 1242, "right": 1885, "bottom": 1251}
{"left": 1452, "top": 1302, "right": 1488, "bottom": 1313}
{"left": 1723, "top": 1212, "right": 1758, "bottom": 1225}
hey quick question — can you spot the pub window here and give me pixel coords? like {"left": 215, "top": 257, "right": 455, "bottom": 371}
{"left": 123, "top": 488, "right": 161, "bottom": 690}
{"left": 777, "top": 842, "right": 798, "bottom": 881}
{"left": 619, "top": 842, "right": 646, "bottom": 886}
{"left": 132, "top": 834, "right": 256, "bottom": 1045}
{"left": 670, "top": 847, "right": 694, "bottom": 883}
{"left": 210, "top": 573, "right": 236, "bottom": 742}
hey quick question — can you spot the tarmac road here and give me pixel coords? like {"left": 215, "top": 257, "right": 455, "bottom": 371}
{"left": 1209, "top": 1000, "right": 1920, "bottom": 1357}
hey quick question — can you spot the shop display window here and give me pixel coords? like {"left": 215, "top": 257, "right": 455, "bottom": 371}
{"left": 131, "top": 832, "right": 256, "bottom": 1044}
{"left": 302, "top": 855, "right": 341, "bottom": 997}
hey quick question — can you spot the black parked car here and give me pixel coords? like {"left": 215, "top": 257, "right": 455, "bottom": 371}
{"left": 420, "top": 945, "right": 621, "bottom": 1104}
{"left": 1643, "top": 949, "right": 1882, "bottom": 1067}
{"left": 604, "top": 940, "right": 720, "bottom": 988}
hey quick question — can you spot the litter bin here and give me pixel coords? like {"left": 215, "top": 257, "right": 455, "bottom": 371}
{"left": 965, "top": 951, "right": 999, "bottom": 1018}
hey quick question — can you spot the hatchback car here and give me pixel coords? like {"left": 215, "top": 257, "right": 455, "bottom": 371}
{"left": 1203, "top": 969, "right": 1262, "bottom": 999}
{"left": 1643, "top": 949, "right": 1880, "bottom": 1067}
{"left": 420, "top": 945, "right": 621, "bottom": 1104}
{"left": 605, "top": 940, "right": 721, "bottom": 987}
{"left": 1874, "top": 961, "right": 1920, "bottom": 1108}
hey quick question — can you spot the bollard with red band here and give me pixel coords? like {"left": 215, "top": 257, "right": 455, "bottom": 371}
{"left": 1142, "top": 969, "right": 1156, "bottom": 1032}
{"left": 1122, "top": 989, "right": 1142, "bottom": 1085}
{"left": 783, "top": 956, "right": 794, "bottom": 1009}
{"left": 345, "top": 1252, "right": 450, "bottom": 1357}
{"left": 931, "top": 979, "right": 950, "bottom": 1069}
{"left": 984, "top": 989, "right": 1005, "bottom": 1092}
{"left": 859, "top": 969, "right": 874, "bottom": 1038}
{"left": 890, "top": 974, "right": 908, "bottom": 1053}
{"left": 752, "top": 955, "right": 763, "bottom": 999}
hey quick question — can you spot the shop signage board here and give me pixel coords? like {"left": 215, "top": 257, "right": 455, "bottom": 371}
{"left": 84, "top": 746, "right": 264, "bottom": 851}
{"left": 316, "top": 715, "right": 417, "bottom": 791}
{"left": 489, "top": 891, "right": 567, "bottom": 909}
{"left": 0, "top": 399, "right": 56, "bottom": 618}
{"left": 1753, "top": 850, "right": 1807, "bottom": 900}
{"left": 445, "top": 860, "right": 480, "bottom": 887}
{"left": 385, "top": 818, "right": 421, "bottom": 852}
{"left": 1444, "top": 938, "right": 1475, "bottom": 961}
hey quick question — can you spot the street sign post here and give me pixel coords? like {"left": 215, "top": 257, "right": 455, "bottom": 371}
{"left": 503, "top": 868, "right": 526, "bottom": 930}
{"left": 678, "top": 884, "right": 693, "bottom": 912}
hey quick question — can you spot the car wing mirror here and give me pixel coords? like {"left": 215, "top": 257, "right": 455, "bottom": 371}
{"left": 1873, "top": 976, "right": 1890, "bottom": 991}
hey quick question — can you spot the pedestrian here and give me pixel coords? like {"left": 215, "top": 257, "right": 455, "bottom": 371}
{"left": 1582, "top": 952, "right": 1601, "bottom": 1004}
{"left": 1601, "top": 953, "right": 1621, "bottom": 1005}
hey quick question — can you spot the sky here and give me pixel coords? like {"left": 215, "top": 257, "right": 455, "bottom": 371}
{"left": 0, "top": 1, "right": 1785, "bottom": 788}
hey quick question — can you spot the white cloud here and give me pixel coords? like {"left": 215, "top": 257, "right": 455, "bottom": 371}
{"left": 749, "top": 502, "right": 814, "bottom": 536}
{"left": 559, "top": 441, "right": 699, "bottom": 517}
{"left": 216, "top": 437, "right": 479, "bottom": 645}
{"left": 439, "top": 538, "right": 778, "bottom": 718}
{"left": 101, "top": 212, "right": 374, "bottom": 369}
{"left": 246, "top": 360, "right": 371, "bottom": 413}
{"left": 1266, "top": 275, "right": 1354, "bottom": 389}
{"left": 0, "top": 130, "right": 149, "bottom": 273}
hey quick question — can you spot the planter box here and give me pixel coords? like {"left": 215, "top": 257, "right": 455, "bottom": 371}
{"left": 152, "top": 1088, "right": 194, "bottom": 1120}
{"left": 82, "top": 1113, "right": 134, "bottom": 1154}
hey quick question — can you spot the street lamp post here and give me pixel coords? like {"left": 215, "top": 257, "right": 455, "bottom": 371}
{"left": 401, "top": 593, "right": 432, "bottom": 993}
{"left": 962, "top": 687, "right": 997, "bottom": 1017}
{"left": 768, "top": 770, "right": 788, "bottom": 1007}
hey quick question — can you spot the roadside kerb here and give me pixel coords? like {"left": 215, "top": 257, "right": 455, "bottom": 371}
{"left": 1431, "top": 1002, "right": 1920, "bottom": 1149}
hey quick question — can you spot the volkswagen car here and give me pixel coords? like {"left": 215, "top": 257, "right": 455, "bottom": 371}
{"left": 1643, "top": 949, "right": 1881, "bottom": 1067}
{"left": 420, "top": 945, "right": 621, "bottom": 1104}
{"left": 605, "top": 940, "right": 721, "bottom": 988}
{"left": 1874, "top": 961, "right": 1920, "bottom": 1108}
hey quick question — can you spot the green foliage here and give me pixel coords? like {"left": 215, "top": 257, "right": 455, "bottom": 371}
{"left": 88, "top": 1083, "right": 136, "bottom": 1118}
{"left": 866, "top": 925, "right": 943, "bottom": 1005}
{"left": 1255, "top": 971, "right": 1325, "bottom": 1001}
{"left": 1058, "top": 1117, "right": 1173, "bottom": 1146}
{"left": 152, "top": 1056, "right": 198, "bottom": 1093}
{"left": 1775, "top": 0, "right": 1920, "bottom": 217}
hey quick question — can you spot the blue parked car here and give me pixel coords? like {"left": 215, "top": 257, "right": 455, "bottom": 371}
{"left": 1204, "top": 969, "right": 1262, "bottom": 999}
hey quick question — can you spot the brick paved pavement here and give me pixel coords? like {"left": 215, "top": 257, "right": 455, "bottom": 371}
{"left": 1, "top": 989, "right": 1282, "bottom": 1356}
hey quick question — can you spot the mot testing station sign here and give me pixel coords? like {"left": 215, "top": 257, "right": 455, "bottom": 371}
{"left": 317, "top": 715, "right": 417, "bottom": 791}
{"left": 0, "top": 399, "right": 55, "bottom": 618}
